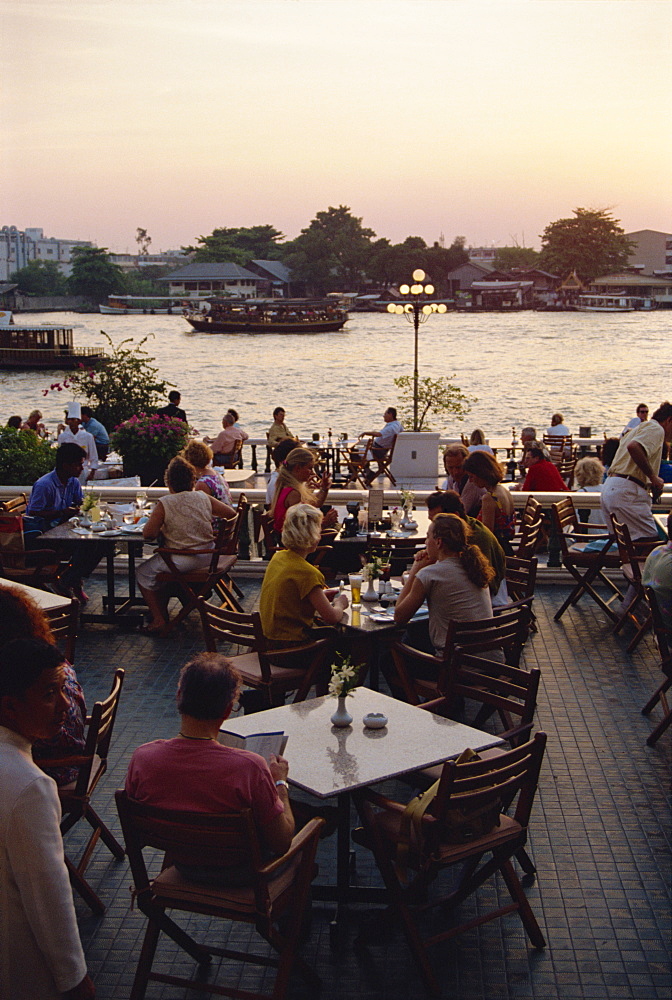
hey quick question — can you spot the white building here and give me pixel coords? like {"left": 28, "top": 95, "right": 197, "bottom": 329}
{"left": 0, "top": 226, "right": 92, "bottom": 281}
{"left": 159, "top": 262, "right": 261, "bottom": 299}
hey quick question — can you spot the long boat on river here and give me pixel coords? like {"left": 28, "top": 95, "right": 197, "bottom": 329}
{"left": 185, "top": 298, "right": 349, "bottom": 334}
{"left": 0, "top": 311, "right": 106, "bottom": 370}
{"left": 100, "top": 295, "right": 187, "bottom": 315}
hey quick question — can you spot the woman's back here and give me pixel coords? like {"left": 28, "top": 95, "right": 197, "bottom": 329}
{"left": 417, "top": 557, "right": 492, "bottom": 652}
{"left": 161, "top": 492, "right": 213, "bottom": 549}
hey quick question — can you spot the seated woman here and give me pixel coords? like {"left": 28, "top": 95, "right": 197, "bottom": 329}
{"left": 270, "top": 446, "right": 338, "bottom": 533}
{"left": 182, "top": 439, "right": 233, "bottom": 510}
{"left": 259, "top": 504, "right": 348, "bottom": 648}
{"left": 394, "top": 513, "right": 494, "bottom": 655}
{"left": 137, "top": 456, "right": 236, "bottom": 634}
{"left": 0, "top": 584, "right": 86, "bottom": 786}
{"left": 463, "top": 450, "right": 516, "bottom": 554}
{"left": 467, "top": 428, "right": 494, "bottom": 454}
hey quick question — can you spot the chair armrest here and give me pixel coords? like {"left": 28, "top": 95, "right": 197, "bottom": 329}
{"left": 392, "top": 640, "right": 444, "bottom": 668}
{"left": 257, "top": 817, "right": 324, "bottom": 875}
{"left": 417, "top": 697, "right": 451, "bottom": 716}
{"left": 499, "top": 721, "right": 534, "bottom": 745}
{"left": 263, "top": 635, "right": 333, "bottom": 660}
{"left": 493, "top": 597, "right": 534, "bottom": 615}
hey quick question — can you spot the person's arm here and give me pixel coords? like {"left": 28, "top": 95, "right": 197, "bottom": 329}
{"left": 627, "top": 440, "right": 665, "bottom": 495}
{"left": 308, "top": 585, "right": 348, "bottom": 624}
{"left": 28, "top": 481, "right": 81, "bottom": 524}
{"left": 262, "top": 755, "right": 295, "bottom": 855}
{"left": 314, "top": 472, "right": 331, "bottom": 505}
{"left": 142, "top": 500, "right": 165, "bottom": 540}
{"left": 9, "top": 778, "right": 89, "bottom": 995}
{"left": 394, "top": 575, "right": 427, "bottom": 626}
{"left": 479, "top": 492, "right": 496, "bottom": 532}
{"left": 209, "top": 496, "right": 236, "bottom": 519}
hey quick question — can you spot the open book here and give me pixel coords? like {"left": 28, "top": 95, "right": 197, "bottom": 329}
{"left": 218, "top": 729, "right": 288, "bottom": 762}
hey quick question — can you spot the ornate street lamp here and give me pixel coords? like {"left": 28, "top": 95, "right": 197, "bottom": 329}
{"left": 387, "top": 269, "right": 448, "bottom": 431}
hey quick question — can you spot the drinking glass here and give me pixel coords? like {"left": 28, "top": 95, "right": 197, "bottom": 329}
{"left": 348, "top": 573, "right": 362, "bottom": 607}
{"left": 123, "top": 511, "right": 135, "bottom": 526}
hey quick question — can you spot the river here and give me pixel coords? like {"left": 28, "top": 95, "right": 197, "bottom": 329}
{"left": 2, "top": 309, "right": 669, "bottom": 440}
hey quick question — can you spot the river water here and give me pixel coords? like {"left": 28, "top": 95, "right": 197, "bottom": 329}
{"left": 2, "top": 310, "right": 669, "bottom": 440}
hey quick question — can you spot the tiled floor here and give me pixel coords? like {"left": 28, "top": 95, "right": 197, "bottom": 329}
{"left": 62, "top": 574, "right": 671, "bottom": 999}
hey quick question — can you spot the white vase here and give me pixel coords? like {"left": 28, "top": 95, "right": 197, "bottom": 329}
{"left": 330, "top": 696, "right": 353, "bottom": 727}
{"left": 361, "top": 579, "right": 378, "bottom": 602}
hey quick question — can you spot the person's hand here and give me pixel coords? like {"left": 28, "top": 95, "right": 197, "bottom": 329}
{"left": 320, "top": 473, "right": 332, "bottom": 492}
{"left": 269, "top": 755, "right": 289, "bottom": 783}
{"left": 651, "top": 473, "right": 665, "bottom": 497}
{"left": 332, "top": 593, "right": 349, "bottom": 611}
{"left": 63, "top": 973, "right": 95, "bottom": 999}
{"left": 412, "top": 548, "right": 432, "bottom": 568}
{"left": 322, "top": 508, "right": 338, "bottom": 528}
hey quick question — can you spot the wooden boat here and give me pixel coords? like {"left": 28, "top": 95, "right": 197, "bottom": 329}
{"left": 0, "top": 311, "right": 106, "bottom": 370}
{"left": 185, "top": 298, "right": 349, "bottom": 334}
{"left": 100, "top": 295, "right": 187, "bottom": 315}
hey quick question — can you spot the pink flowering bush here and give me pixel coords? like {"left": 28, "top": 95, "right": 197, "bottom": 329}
{"left": 110, "top": 413, "right": 190, "bottom": 466}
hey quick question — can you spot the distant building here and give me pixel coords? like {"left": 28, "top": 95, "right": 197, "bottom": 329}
{"left": 0, "top": 226, "right": 92, "bottom": 281}
{"left": 468, "top": 246, "right": 498, "bottom": 265}
{"left": 589, "top": 273, "right": 672, "bottom": 307}
{"left": 625, "top": 230, "right": 672, "bottom": 276}
{"left": 109, "top": 249, "right": 190, "bottom": 272}
{"left": 445, "top": 261, "right": 494, "bottom": 297}
{"left": 158, "top": 262, "right": 261, "bottom": 298}
{"left": 246, "top": 259, "right": 293, "bottom": 296}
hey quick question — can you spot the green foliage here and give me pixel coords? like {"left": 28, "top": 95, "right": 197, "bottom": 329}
{"left": 0, "top": 426, "right": 56, "bottom": 485}
{"left": 367, "top": 236, "right": 469, "bottom": 294}
{"left": 109, "top": 413, "right": 190, "bottom": 466}
{"left": 136, "top": 228, "right": 152, "bottom": 255}
{"left": 9, "top": 260, "right": 68, "bottom": 296}
{"left": 43, "top": 332, "right": 171, "bottom": 431}
{"left": 120, "top": 270, "right": 171, "bottom": 296}
{"left": 539, "top": 208, "right": 635, "bottom": 282}
{"left": 184, "top": 225, "right": 285, "bottom": 263}
{"left": 67, "top": 247, "right": 125, "bottom": 304}
{"left": 282, "top": 206, "right": 376, "bottom": 293}
{"left": 492, "top": 246, "right": 541, "bottom": 271}
{"left": 393, "top": 375, "right": 474, "bottom": 432}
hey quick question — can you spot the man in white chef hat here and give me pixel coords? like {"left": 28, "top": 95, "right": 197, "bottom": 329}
{"left": 57, "top": 402, "right": 98, "bottom": 484}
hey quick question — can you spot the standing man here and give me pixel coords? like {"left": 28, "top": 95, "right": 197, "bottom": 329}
{"left": 157, "top": 390, "right": 187, "bottom": 423}
{"left": 57, "top": 403, "right": 98, "bottom": 484}
{"left": 622, "top": 403, "right": 649, "bottom": 436}
{"left": 80, "top": 406, "right": 109, "bottom": 462}
{"left": 601, "top": 402, "right": 672, "bottom": 541}
{"left": 0, "top": 638, "right": 95, "bottom": 999}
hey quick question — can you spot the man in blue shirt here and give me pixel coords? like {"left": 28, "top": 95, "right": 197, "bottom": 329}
{"left": 25, "top": 443, "right": 99, "bottom": 602}
{"left": 80, "top": 406, "right": 109, "bottom": 461}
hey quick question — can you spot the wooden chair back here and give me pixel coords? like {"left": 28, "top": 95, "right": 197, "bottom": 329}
{"left": 0, "top": 493, "right": 27, "bottom": 513}
{"left": 114, "top": 791, "right": 323, "bottom": 1000}
{"left": 641, "top": 587, "right": 672, "bottom": 746}
{"left": 609, "top": 516, "right": 659, "bottom": 637}
{"left": 511, "top": 496, "right": 543, "bottom": 559}
{"left": 556, "top": 457, "right": 576, "bottom": 488}
{"left": 439, "top": 651, "right": 540, "bottom": 741}
{"left": 446, "top": 599, "right": 533, "bottom": 668}
{"left": 0, "top": 510, "right": 61, "bottom": 587}
{"left": 44, "top": 599, "right": 80, "bottom": 664}
{"left": 505, "top": 555, "right": 538, "bottom": 603}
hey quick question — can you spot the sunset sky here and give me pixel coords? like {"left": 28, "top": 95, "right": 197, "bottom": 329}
{"left": 1, "top": 0, "right": 669, "bottom": 253}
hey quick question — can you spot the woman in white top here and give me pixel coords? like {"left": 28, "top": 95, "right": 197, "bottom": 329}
{"left": 137, "top": 456, "right": 235, "bottom": 634}
{"left": 394, "top": 513, "right": 494, "bottom": 654}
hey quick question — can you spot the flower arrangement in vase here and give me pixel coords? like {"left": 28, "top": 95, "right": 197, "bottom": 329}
{"left": 328, "top": 654, "right": 359, "bottom": 726}
{"left": 361, "top": 552, "right": 391, "bottom": 600}
{"left": 399, "top": 489, "right": 416, "bottom": 528}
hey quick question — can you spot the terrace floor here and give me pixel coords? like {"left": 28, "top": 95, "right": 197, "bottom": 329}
{"left": 61, "top": 573, "right": 671, "bottom": 1000}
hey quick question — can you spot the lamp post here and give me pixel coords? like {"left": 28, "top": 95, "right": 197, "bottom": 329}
{"left": 387, "top": 269, "right": 448, "bottom": 431}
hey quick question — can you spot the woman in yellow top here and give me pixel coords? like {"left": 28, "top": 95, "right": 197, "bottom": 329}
{"left": 259, "top": 504, "right": 348, "bottom": 646}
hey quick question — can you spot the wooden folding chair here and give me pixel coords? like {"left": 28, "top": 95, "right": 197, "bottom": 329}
{"left": 44, "top": 599, "right": 80, "bottom": 664}
{"left": 641, "top": 587, "right": 672, "bottom": 746}
{"left": 390, "top": 600, "right": 533, "bottom": 704}
{"left": 510, "top": 496, "right": 543, "bottom": 559}
{"left": 0, "top": 509, "right": 62, "bottom": 589}
{"left": 199, "top": 603, "right": 334, "bottom": 707}
{"left": 212, "top": 494, "right": 250, "bottom": 610}
{"left": 353, "top": 733, "right": 548, "bottom": 995}
{"left": 610, "top": 516, "right": 659, "bottom": 646}
{"left": 52, "top": 668, "right": 126, "bottom": 914}
{"left": 542, "top": 433, "right": 572, "bottom": 464}
{"left": 344, "top": 434, "right": 376, "bottom": 487}
{"left": 115, "top": 792, "right": 323, "bottom": 1000}
{"left": 551, "top": 497, "right": 623, "bottom": 622}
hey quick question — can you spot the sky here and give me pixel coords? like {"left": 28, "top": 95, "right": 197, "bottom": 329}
{"left": 1, "top": 0, "right": 669, "bottom": 253}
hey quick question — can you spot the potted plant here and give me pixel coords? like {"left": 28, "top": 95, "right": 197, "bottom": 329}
{"left": 109, "top": 413, "right": 190, "bottom": 486}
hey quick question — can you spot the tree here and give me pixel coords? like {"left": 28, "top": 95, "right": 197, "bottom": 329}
{"left": 539, "top": 208, "right": 635, "bottom": 282}
{"left": 9, "top": 260, "right": 68, "bottom": 296}
{"left": 0, "top": 426, "right": 55, "bottom": 485}
{"left": 135, "top": 228, "right": 152, "bottom": 255}
{"left": 184, "top": 225, "right": 285, "bottom": 263}
{"left": 392, "top": 374, "right": 474, "bottom": 432}
{"left": 493, "top": 246, "right": 541, "bottom": 271}
{"left": 282, "top": 206, "right": 375, "bottom": 293}
{"left": 43, "top": 332, "right": 171, "bottom": 431}
{"left": 67, "top": 247, "right": 124, "bottom": 304}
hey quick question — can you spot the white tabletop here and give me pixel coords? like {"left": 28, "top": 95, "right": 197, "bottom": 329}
{"left": 0, "top": 579, "right": 72, "bottom": 611}
{"left": 221, "top": 689, "right": 499, "bottom": 799}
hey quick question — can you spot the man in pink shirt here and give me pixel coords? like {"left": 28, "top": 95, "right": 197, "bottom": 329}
{"left": 126, "top": 653, "right": 295, "bottom": 876}
{"left": 204, "top": 413, "right": 249, "bottom": 468}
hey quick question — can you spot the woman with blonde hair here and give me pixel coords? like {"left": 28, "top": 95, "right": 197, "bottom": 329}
{"left": 463, "top": 450, "right": 516, "bottom": 553}
{"left": 467, "top": 428, "right": 494, "bottom": 455}
{"left": 394, "top": 513, "right": 495, "bottom": 654}
{"left": 574, "top": 456, "right": 606, "bottom": 525}
{"left": 270, "top": 446, "right": 338, "bottom": 532}
{"left": 259, "top": 504, "right": 348, "bottom": 646}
